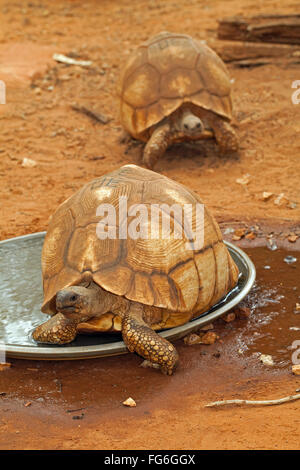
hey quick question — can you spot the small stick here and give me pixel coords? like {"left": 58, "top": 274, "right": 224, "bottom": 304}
{"left": 71, "top": 104, "right": 111, "bottom": 124}
{"left": 206, "top": 393, "right": 300, "bottom": 407}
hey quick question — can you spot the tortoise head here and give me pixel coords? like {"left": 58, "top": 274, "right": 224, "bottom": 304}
{"left": 177, "top": 110, "right": 204, "bottom": 137}
{"left": 56, "top": 285, "right": 98, "bottom": 321}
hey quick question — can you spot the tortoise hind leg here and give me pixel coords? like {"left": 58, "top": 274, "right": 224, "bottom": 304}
{"left": 122, "top": 303, "right": 179, "bottom": 375}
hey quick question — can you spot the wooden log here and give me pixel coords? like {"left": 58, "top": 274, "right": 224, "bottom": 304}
{"left": 206, "top": 38, "right": 300, "bottom": 67}
{"left": 218, "top": 15, "right": 300, "bottom": 45}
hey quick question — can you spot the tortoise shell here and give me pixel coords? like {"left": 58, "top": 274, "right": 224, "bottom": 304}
{"left": 42, "top": 164, "right": 239, "bottom": 332}
{"left": 118, "top": 32, "right": 233, "bottom": 140}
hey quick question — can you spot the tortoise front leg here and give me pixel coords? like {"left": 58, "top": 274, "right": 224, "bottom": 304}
{"left": 143, "top": 123, "right": 172, "bottom": 169}
{"left": 122, "top": 304, "right": 179, "bottom": 375}
{"left": 210, "top": 118, "right": 239, "bottom": 155}
{"left": 32, "top": 313, "right": 78, "bottom": 344}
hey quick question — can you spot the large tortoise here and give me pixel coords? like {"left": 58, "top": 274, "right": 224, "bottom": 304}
{"left": 118, "top": 32, "right": 238, "bottom": 169}
{"left": 32, "top": 164, "right": 239, "bottom": 374}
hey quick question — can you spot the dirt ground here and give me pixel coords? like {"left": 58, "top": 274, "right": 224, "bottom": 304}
{"left": 0, "top": 0, "right": 300, "bottom": 451}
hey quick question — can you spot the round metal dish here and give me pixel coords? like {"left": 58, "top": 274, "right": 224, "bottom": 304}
{"left": 0, "top": 232, "right": 255, "bottom": 360}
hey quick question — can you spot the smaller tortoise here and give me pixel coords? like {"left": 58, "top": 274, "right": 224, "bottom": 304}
{"left": 32, "top": 164, "right": 239, "bottom": 374}
{"left": 118, "top": 32, "right": 238, "bottom": 169}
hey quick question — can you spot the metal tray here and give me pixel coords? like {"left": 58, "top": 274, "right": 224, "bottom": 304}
{"left": 0, "top": 232, "right": 255, "bottom": 360}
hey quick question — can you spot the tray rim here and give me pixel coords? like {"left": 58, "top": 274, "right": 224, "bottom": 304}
{"left": 0, "top": 231, "right": 256, "bottom": 360}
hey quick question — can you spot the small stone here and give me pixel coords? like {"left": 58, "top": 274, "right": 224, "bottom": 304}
{"left": 288, "top": 234, "right": 298, "bottom": 243}
{"left": 184, "top": 333, "right": 202, "bottom": 345}
{"left": 262, "top": 191, "right": 273, "bottom": 201}
{"left": 21, "top": 157, "right": 37, "bottom": 168}
{"left": 123, "top": 397, "right": 136, "bottom": 407}
{"left": 24, "top": 402, "right": 31, "bottom": 407}
{"left": 234, "top": 228, "right": 246, "bottom": 238}
{"left": 260, "top": 354, "right": 274, "bottom": 366}
{"left": 199, "top": 332, "right": 219, "bottom": 345}
{"left": 274, "top": 193, "right": 287, "bottom": 206}
{"left": 245, "top": 231, "right": 256, "bottom": 240}
{"left": 236, "top": 174, "right": 251, "bottom": 185}
{"left": 292, "top": 365, "right": 300, "bottom": 376}
{"left": 295, "top": 303, "right": 300, "bottom": 312}
{"left": 223, "top": 312, "right": 236, "bottom": 323}
{"left": 234, "top": 306, "right": 251, "bottom": 319}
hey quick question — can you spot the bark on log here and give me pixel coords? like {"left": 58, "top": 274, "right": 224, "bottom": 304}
{"left": 206, "top": 38, "right": 300, "bottom": 67}
{"left": 218, "top": 15, "right": 300, "bottom": 45}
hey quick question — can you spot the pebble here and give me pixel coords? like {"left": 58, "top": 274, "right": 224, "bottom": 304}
{"left": 233, "top": 306, "right": 251, "bottom": 319}
{"left": 21, "top": 157, "right": 37, "bottom": 168}
{"left": 223, "top": 312, "right": 236, "bottom": 323}
{"left": 123, "top": 397, "right": 136, "bottom": 407}
{"left": 260, "top": 354, "right": 274, "bottom": 366}
{"left": 184, "top": 333, "right": 202, "bottom": 345}
{"left": 292, "top": 365, "right": 300, "bottom": 376}
{"left": 200, "top": 332, "right": 219, "bottom": 345}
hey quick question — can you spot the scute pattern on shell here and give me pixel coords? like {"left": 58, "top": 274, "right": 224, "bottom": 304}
{"left": 42, "top": 164, "right": 239, "bottom": 332}
{"left": 119, "top": 32, "right": 233, "bottom": 139}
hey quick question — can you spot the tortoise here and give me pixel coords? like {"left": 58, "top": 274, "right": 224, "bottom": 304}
{"left": 32, "top": 164, "right": 239, "bottom": 375}
{"left": 118, "top": 31, "right": 238, "bottom": 169}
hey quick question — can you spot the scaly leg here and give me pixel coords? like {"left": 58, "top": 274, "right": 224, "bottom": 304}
{"left": 143, "top": 123, "right": 171, "bottom": 169}
{"left": 210, "top": 118, "right": 239, "bottom": 155}
{"left": 122, "top": 304, "right": 179, "bottom": 375}
{"left": 32, "top": 313, "right": 78, "bottom": 344}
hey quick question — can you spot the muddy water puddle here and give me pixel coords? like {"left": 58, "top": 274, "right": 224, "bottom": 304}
{"left": 215, "top": 246, "right": 300, "bottom": 369}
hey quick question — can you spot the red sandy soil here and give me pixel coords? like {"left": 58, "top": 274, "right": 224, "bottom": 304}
{"left": 0, "top": 0, "right": 300, "bottom": 450}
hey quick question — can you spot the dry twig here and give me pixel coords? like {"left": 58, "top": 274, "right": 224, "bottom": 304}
{"left": 206, "top": 393, "right": 300, "bottom": 407}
